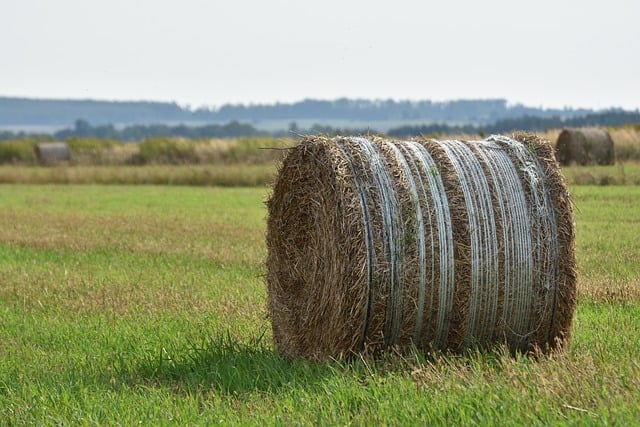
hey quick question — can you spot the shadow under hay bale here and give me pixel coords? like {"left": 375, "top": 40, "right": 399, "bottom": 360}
{"left": 267, "top": 134, "right": 577, "bottom": 360}
{"left": 35, "top": 142, "right": 71, "bottom": 165}
{"left": 555, "top": 128, "right": 615, "bottom": 166}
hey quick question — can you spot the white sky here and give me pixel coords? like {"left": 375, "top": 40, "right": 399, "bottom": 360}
{"left": 2, "top": 0, "right": 639, "bottom": 110}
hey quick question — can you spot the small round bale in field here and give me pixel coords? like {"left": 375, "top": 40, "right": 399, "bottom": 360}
{"left": 555, "top": 128, "right": 614, "bottom": 166}
{"left": 35, "top": 142, "right": 71, "bottom": 164}
{"left": 266, "top": 134, "right": 577, "bottom": 360}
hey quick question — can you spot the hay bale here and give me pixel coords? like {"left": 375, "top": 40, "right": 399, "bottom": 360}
{"left": 35, "top": 142, "right": 71, "bottom": 164}
{"left": 555, "top": 128, "right": 614, "bottom": 166}
{"left": 267, "top": 134, "right": 577, "bottom": 360}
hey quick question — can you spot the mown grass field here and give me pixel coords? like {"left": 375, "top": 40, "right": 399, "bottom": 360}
{"left": 1, "top": 183, "right": 639, "bottom": 425}
{"left": 2, "top": 161, "right": 640, "bottom": 187}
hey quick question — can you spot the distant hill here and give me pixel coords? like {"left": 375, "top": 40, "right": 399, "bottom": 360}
{"left": 0, "top": 97, "right": 190, "bottom": 127}
{"left": 0, "top": 96, "right": 599, "bottom": 131}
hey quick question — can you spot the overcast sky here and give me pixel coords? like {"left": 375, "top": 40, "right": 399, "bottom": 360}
{"left": 2, "top": 0, "right": 639, "bottom": 110}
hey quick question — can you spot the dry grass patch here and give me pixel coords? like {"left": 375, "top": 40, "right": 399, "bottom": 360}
{"left": 577, "top": 279, "right": 640, "bottom": 304}
{"left": 0, "top": 163, "right": 279, "bottom": 186}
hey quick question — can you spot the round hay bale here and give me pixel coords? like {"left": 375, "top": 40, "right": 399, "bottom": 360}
{"left": 35, "top": 142, "right": 71, "bottom": 164}
{"left": 555, "top": 128, "right": 614, "bottom": 166}
{"left": 267, "top": 134, "right": 577, "bottom": 360}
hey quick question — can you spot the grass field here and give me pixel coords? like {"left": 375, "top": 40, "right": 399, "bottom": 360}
{"left": 2, "top": 161, "right": 640, "bottom": 187}
{"left": 0, "top": 163, "right": 280, "bottom": 187}
{"left": 1, "top": 184, "right": 639, "bottom": 424}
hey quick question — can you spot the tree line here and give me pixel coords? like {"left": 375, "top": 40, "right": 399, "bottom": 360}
{"left": 386, "top": 110, "right": 640, "bottom": 138}
{"left": 0, "top": 96, "right": 598, "bottom": 127}
{"left": 1, "top": 110, "right": 640, "bottom": 142}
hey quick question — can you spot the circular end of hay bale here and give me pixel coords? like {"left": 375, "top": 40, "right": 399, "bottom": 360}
{"left": 266, "top": 137, "right": 368, "bottom": 360}
{"left": 267, "top": 134, "right": 577, "bottom": 360}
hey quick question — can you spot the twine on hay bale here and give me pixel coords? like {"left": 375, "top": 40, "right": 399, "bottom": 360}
{"left": 266, "top": 134, "right": 577, "bottom": 360}
{"left": 555, "top": 128, "right": 615, "bottom": 166}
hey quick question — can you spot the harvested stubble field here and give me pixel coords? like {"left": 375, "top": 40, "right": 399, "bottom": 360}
{"left": 0, "top": 183, "right": 639, "bottom": 425}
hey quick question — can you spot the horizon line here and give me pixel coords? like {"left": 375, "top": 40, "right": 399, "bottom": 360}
{"left": 1, "top": 94, "right": 636, "bottom": 113}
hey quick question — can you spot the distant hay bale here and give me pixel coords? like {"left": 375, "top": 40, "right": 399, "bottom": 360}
{"left": 35, "top": 142, "right": 71, "bottom": 164}
{"left": 555, "top": 128, "right": 614, "bottom": 166}
{"left": 266, "top": 134, "right": 577, "bottom": 360}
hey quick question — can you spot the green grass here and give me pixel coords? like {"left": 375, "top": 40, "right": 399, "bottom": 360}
{"left": 572, "top": 186, "right": 640, "bottom": 277}
{"left": 1, "top": 184, "right": 639, "bottom": 425}
{"left": 571, "top": 186, "right": 640, "bottom": 297}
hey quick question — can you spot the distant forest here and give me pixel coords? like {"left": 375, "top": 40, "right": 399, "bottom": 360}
{"left": 0, "top": 96, "right": 597, "bottom": 126}
{"left": 386, "top": 110, "right": 640, "bottom": 138}
{"left": 1, "top": 96, "right": 639, "bottom": 141}
{"left": 2, "top": 111, "right": 640, "bottom": 142}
